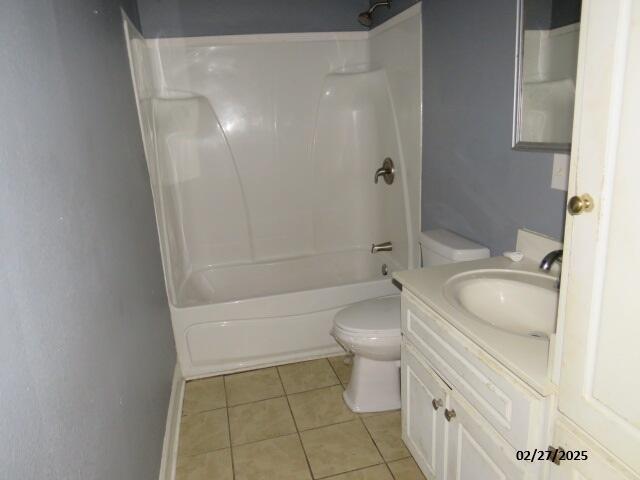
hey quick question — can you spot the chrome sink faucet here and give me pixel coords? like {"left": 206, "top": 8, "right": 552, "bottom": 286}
{"left": 539, "top": 250, "right": 563, "bottom": 271}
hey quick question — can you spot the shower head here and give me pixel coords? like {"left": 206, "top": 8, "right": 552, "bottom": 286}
{"left": 357, "top": 1, "right": 392, "bottom": 28}
{"left": 358, "top": 11, "right": 373, "bottom": 27}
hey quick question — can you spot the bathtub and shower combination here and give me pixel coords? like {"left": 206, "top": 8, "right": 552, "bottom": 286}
{"left": 124, "top": 5, "right": 422, "bottom": 378}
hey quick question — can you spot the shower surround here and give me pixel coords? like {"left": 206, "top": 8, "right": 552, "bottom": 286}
{"left": 124, "top": 5, "right": 422, "bottom": 377}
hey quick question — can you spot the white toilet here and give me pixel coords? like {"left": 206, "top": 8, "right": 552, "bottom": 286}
{"left": 332, "top": 229, "right": 489, "bottom": 412}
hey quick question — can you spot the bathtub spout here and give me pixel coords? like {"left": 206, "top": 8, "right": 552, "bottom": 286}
{"left": 371, "top": 242, "right": 393, "bottom": 253}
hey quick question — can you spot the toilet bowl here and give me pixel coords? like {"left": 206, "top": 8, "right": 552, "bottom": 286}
{"left": 331, "top": 295, "right": 402, "bottom": 413}
{"left": 331, "top": 228, "right": 490, "bottom": 413}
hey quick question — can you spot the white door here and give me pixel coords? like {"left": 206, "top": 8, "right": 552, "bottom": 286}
{"left": 548, "top": 415, "right": 639, "bottom": 480}
{"left": 557, "top": 0, "right": 640, "bottom": 474}
{"left": 401, "top": 342, "right": 449, "bottom": 480}
{"left": 445, "top": 392, "right": 531, "bottom": 480}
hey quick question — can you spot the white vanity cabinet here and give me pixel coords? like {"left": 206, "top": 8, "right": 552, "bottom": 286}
{"left": 401, "top": 291, "right": 550, "bottom": 450}
{"left": 445, "top": 392, "right": 531, "bottom": 480}
{"left": 401, "top": 343, "right": 448, "bottom": 480}
{"left": 397, "top": 2, "right": 640, "bottom": 477}
{"left": 401, "top": 291, "right": 543, "bottom": 480}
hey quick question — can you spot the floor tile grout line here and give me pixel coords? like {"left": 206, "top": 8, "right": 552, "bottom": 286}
{"left": 285, "top": 381, "right": 343, "bottom": 397}
{"left": 279, "top": 357, "right": 341, "bottom": 396}
{"left": 225, "top": 380, "right": 342, "bottom": 409}
{"left": 298, "top": 417, "right": 389, "bottom": 479}
{"left": 181, "top": 404, "right": 227, "bottom": 418}
{"left": 275, "top": 365, "right": 300, "bottom": 432}
{"left": 360, "top": 412, "right": 413, "bottom": 465}
{"left": 358, "top": 415, "right": 388, "bottom": 466}
{"left": 296, "top": 416, "right": 361, "bottom": 435}
{"left": 313, "top": 460, "right": 387, "bottom": 480}
{"left": 229, "top": 429, "right": 296, "bottom": 449}
{"left": 326, "top": 354, "right": 353, "bottom": 386}
{"left": 297, "top": 431, "right": 316, "bottom": 480}
{"left": 384, "top": 461, "right": 399, "bottom": 480}
{"left": 227, "top": 393, "right": 291, "bottom": 410}
{"left": 226, "top": 392, "right": 284, "bottom": 409}
{"left": 385, "top": 457, "right": 421, "bottom": 480}
{"left": 226, "top": 416, "right": 364, "bottom": 451}
{"left": 225, "top": 433, "right": 409, "bottom": 480}
{"left": 223, "top": 365, "right": 286, "bottom": 406}
{"left": 175, "top": 404, "right": 231, "bottom": 460}
{"left": 274, "top": 366, "right": 316, "bottom": 479}
{"left": 326, "top": 354, "right": 343, "bottom": 380}
{"left": 227, "top": 396, "right": 297, "bottom": 449}
{"left": 223, "top": 395, "right": 361, "bottom": 449}
{"left": 221, "top": 377, "right": 236, "bottom": 479}
{"left": 333, "top": 359, "right": 351, "bottom": 385}
{"left": 175, "top": 444, "right": 231, "bottom": 460}
{"left": 173, "top": 425, "right": 400, "bottom": 465}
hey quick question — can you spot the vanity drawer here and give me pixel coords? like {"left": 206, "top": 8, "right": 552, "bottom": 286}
{"left": 401, "top": 290, "right": 549, "bottom": 451}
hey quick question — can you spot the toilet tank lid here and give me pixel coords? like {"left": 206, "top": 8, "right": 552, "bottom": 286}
{"left": 419, "top": 229, "right": 490, "bottom": 262}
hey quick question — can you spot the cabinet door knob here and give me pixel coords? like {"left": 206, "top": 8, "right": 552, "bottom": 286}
{"left": 444, "top": 408, "right": 456, "bottom": 422}
{"left": 431, "top": 398, "right": 443, "bottom": 410}
{"left": 567, "top": 194, "right": 594, "bottom": 215}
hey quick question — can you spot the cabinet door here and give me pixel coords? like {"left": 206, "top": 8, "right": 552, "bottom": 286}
{"left": 556, "top": 0, "right": 640, "bottom": 473}
{"left": 548, "top": 415, "right": 639, "bottom": 480}
{"left": 446, "top": 392, "right": 531, "bottom": 480}
{"left": 402, "top": 341, "right": 448, "bottom": 480}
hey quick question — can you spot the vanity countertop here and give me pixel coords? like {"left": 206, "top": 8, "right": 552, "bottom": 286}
{"left": 393, "top": 256, "right": 556, "bottom": 396}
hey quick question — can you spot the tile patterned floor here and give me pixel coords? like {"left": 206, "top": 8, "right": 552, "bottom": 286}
{"left": 176, "top": 356, "right": 427, "bottom": 480}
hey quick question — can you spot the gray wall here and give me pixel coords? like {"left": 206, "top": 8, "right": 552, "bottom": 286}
{"left": 526, "top": 0, "right": 555, "bottom": 29}
{"left": 0, "top": 1, "right": 175, "bottom": 479}
{"left": 370, "top": 0, "right": 420, "bottom": 27}
{"left": 421, "top": 0, "right": 567, "bottom": 254}
{"left": 526, "top": 0, "right": 581, "bottom": 29}
{"left": 136, "top": 0, "right": 422, "bottom": 37}
{"left": 137, "top": 0, "right": 370, "bottom": 37}
{"left": 551, "top": 0, "right": 581, "bottom": 28}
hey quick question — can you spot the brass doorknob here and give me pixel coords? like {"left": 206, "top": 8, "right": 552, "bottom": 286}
{"left": 431, "top": 398, "right": 443, "bottom": 411}
{"left": 567, "top": 194, "right": 594, "bottom": 216}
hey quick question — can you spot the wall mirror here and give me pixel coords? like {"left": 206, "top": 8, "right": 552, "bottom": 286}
{"left": 513, "top": 0, "right": 582, "bottom": 152}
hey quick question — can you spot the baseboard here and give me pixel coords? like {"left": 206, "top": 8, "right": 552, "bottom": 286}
{"left": 158, "top": 364, "right": 185, "bottom": 480}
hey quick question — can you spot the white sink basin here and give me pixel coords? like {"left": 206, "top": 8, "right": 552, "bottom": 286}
{"left": 443, "top": 269, "right": 559, "bottom": 338}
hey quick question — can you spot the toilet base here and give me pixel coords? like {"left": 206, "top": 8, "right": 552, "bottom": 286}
{"left": 342, "top": 355, "right": 401, "bottom": 413}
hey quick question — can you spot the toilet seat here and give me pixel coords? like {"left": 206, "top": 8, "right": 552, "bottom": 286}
{"left": 332, "top": 295, "right": 402, "bottom": 412}
{"left": 333, "top": 295, "right": 401, "bottom": 337}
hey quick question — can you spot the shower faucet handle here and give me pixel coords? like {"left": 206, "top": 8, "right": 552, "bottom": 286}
{"left": 371, "top": 241, "right": 393, "bottom": 253}
{"left": 374, "top": 158, "right": 395, "bottom": 184}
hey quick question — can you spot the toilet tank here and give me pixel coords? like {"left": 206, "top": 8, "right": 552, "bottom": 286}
{"left": 419, "top": 229, "right": 490, "bottom": 267}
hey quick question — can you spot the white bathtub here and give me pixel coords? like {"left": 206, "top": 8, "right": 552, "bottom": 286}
{"left": 171, "top": 249, "right": 400, "bottom": 378}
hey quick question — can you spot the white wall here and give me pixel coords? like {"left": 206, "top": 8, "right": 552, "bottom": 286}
{"left": 148, "top": 34, "right": 370, "bottom": 265}
{"left": 523, "top": 23, "right": 580, "bottom": 82}
{"left": 130, "top": 5, "right": 422, "bottom": 306}
{"left": 370, "top": 9, "right": 423, "bottom": 270}
{"left": 0, "top": 2, "right": 175, "bottom": 478}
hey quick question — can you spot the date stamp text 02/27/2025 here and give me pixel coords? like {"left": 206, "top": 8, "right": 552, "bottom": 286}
{"left": 516, "top": 449, "right": 588, "bottom": 463}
